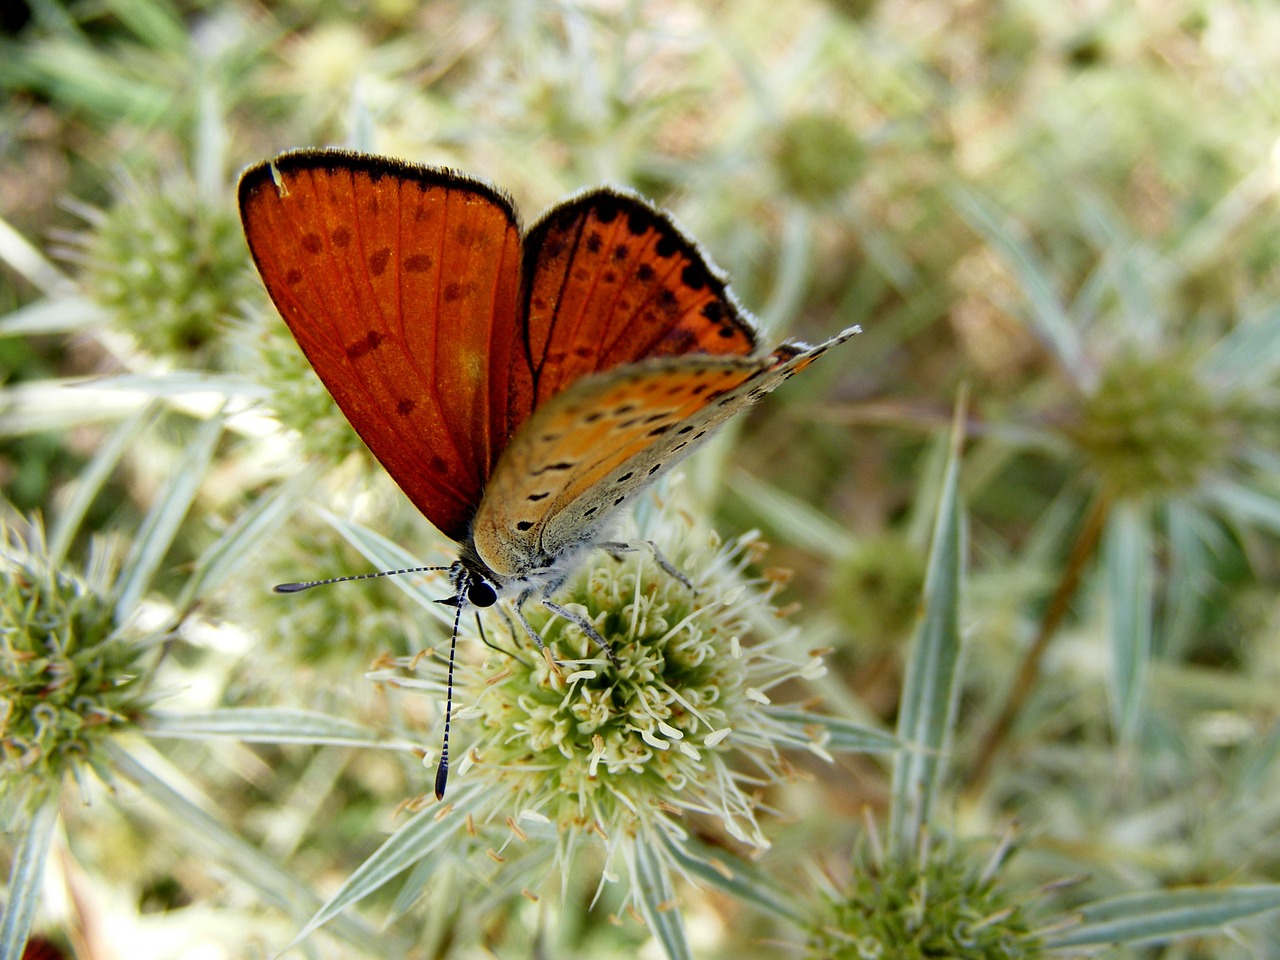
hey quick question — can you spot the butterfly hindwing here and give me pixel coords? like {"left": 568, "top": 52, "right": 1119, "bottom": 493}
{"left": 239, "top": 150, "right": 524, "bottom": 542}
{"left": 469, "top": 327, "right": 858, "bottom": 576}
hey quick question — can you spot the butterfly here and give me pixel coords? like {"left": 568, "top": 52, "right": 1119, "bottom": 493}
{"left": 238, "top": 148, "right": 858, "bottom": 797}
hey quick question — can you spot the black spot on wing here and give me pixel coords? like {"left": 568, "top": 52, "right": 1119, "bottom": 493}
{"left": 532, "top": 461, "right": 575, "bottom": 476}
{"left": 680, "top": 263, "right": 708, "bottom": 291}
{"left": 594, "top": 196, "right": 621, "bottom": 223}
{"left": 345, "top": 330, "right": 384, "bottom": 360}
{"left": 626, "top": 209, "right": 650, "bottom": 235}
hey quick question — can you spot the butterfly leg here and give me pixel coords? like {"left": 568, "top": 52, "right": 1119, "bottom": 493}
{"left": 506, "top": 577, "right": 622, "bottom": 670}
{"left": 600, "top": 540, "right": 694, "bottom": 592}
{"left": 511, "top": 588, "right": 549, "bottom": 653}
{"left": 539, "top": 598, "right": 621, "bottom": 668}
{"left": 510, "top": 588, "right": 567, "bottom": 679}
{"left": 474, "top": 611, "right": 529, "bottom": 666}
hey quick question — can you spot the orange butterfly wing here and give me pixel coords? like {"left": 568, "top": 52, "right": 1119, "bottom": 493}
{"left": 513, "top": 190, "right": 759, "bottom": 414}
{"left": 239, "top": 150, "right": 523, "bottom": 542}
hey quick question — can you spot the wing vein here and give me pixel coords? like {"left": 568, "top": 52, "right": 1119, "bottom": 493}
{"left": 530, "top": 211, "right": 586, "bottom": 398}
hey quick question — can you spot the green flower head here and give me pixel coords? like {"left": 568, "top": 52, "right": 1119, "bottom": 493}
{"left": 378, "top": 498, "right": 832, "bottom": 902}
{"left": 809, "top": 832, "right": 1044, "bottom": 960}
{"left": 66, "top": 172, "right": 258, "bottom": 369}
{"left": 0, "top": 517, "right": 157, "bottom": 812}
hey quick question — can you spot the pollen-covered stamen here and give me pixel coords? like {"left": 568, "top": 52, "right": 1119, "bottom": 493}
{"left": 484, "top": 525, "right": 817, "bottom": 827}
{"left": 589, "top": 733, "right": 607, "bottom": 777}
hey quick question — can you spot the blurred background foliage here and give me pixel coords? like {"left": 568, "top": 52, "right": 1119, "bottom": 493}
{"left": 2, "top": 0, "right": 1280, "bottom": 957}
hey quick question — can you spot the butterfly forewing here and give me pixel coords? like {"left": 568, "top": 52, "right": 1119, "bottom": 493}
{"left": 517, "top": 191, "right": 759, "bottom": 412}
{"left": 239, "top": 151, "right": 524, "bottom": 542}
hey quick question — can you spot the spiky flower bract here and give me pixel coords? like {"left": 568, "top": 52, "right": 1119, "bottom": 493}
{"left": 0, "top": 516, "right": 158, "bottom": 813}
{"left": 380, "top": 497, "right": 831, "bottom": 906}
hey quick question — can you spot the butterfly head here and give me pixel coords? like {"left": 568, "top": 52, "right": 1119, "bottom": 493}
{"left": 436, "top": 552, "right": 504, "bottom": 611}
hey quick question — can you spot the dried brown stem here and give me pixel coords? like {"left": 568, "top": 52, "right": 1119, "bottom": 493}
{"left": 964, "top": 489, "right": 1112, "bottom": 795}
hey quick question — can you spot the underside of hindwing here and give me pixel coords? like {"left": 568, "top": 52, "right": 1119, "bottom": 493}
{"left": 468, "top": 326, "right": 858, "bottom": 576}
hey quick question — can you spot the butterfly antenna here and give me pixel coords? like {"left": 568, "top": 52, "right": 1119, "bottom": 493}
{"left": 435, "top": 590, "right": 466, "bottom": 800}
{"left": 273, "top": 565, "right": 451, "bottom": 593}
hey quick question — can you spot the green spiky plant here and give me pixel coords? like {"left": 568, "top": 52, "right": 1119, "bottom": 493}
{"left": 0, "top": 407, "right": 429, "bottom": 958}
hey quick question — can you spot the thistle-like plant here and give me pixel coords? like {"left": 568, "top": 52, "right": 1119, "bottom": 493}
{"left": 953, "top": 186, "right": 1280, "bottom": 786}
{"left": 0, "top": 409, "right": 411, "bottom": 959}
{"left": 278, "top": 492, "right": 899, "bottom": 957}
{"left": 790, "top": 408, "right": 1280, "bottom": 959}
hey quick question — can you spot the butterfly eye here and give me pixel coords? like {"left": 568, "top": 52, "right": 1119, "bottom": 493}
{"left": 467, "top": 581, "right": 498, "bottom": 608}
